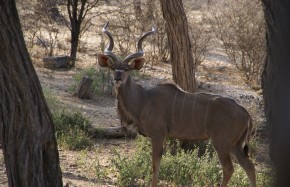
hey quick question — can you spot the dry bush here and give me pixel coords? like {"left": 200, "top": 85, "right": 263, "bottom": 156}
{"left": 17, "top": 0, "right": 63, "bottom": 57}
{"left": 209, "top": 0, "right": 266, "bottom": 87}
{"left": 141, "top": 0, "right": 169, "bottom": 66}
{"left": 99, "top": 0, "right": 169, "bottom": 68}
{"left": 98, "top": 4, "right": 139, "bottom": 57}
{"left": 186, "top": 8, "right": 212, "bottom": 67}
{"left": 98, "top": 0, "right": 211, "bottom": 70}
{"left": 100, "top": 8, "right": 137, "bottom": 58}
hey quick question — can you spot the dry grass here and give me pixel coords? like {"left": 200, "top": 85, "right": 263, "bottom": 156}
{"left": 0, "top": 1, "right": 271, "bottom": 186}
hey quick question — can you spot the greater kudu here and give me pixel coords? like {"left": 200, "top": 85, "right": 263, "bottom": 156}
{"left": 97, "top": 22, "right": 256, "bottom": 187}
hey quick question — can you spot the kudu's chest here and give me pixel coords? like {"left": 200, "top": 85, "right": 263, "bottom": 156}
{"left": 116, "top": 93, "right": 147, "bottom": 136}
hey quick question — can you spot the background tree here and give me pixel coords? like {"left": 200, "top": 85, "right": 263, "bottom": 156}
{"left": 159, "top": 0, "right": 196, "bottom": 93}
{"left": 186, "top": 10, "right": 211, "bottom": 67}
{"left": 17, "top": 0, "right": 65, "bottom": 57}
{"left": 133, "top": 0, "right": 141, "bottom": 17}
{"left": 0, "top": 0, "right": 63, "bottom": 186}
{"left": 262, "top": 0, "right": 290, "bottom": 185}
{"left": 67, "top": 0, "right": 99, "bottom": 67}
{"left": 36, "top": 0, "right": 63, "bottom": 22}
{"left": 210, "top": 0, "right": 265, "bottom": 87}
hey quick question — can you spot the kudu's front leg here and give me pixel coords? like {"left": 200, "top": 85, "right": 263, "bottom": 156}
{"left": 151, "top": 137, "right": 164, "bottom": 187}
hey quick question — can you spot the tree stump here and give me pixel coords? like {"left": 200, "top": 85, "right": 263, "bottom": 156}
{"left": 73, "top": 76, "right": 93, "bottom": 99}
{"left": 43, "top": 55, "right": 70, "bottom": 69}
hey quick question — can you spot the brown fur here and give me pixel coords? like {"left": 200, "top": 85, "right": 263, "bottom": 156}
{"left": 98, "top": 52, "right": 256, "bottom": 187}
{"left": 111, "top": 74, "right": 256, "bottom": 187}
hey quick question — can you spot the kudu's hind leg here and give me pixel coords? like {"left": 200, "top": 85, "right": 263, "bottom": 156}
{"left": 232, "top": 147, "right": 256, "bottom": 187}
{"left": 151, "top": 137, "right": 164, "bottom": 187}
{"left": 213, "top": 144, "right": 234, "bottom": 187}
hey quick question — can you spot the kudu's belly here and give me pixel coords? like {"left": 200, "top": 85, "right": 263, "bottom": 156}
{"left": 166, "top": 96, "right": 211, "bottom": 140}
{"left": 167, "top": 116, "right": 210, "bottom": 141}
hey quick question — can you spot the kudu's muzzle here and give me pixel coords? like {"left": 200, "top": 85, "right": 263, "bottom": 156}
{"left": 113, "top": 70, "right": 123, "bottom": 81}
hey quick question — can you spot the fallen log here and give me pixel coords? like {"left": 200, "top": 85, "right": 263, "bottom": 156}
{"left": 89, "top": 126, "right": 137, "bottom": 139}
{"left": 43, "top": 55, "right": 70, "bottom": 69}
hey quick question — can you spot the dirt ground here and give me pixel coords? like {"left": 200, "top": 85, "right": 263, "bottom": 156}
{"left": 0, "top": 2, "right": 269, "bottom": 186}
{"left": 0, "top": 46, "right": 268, "bottom": 186}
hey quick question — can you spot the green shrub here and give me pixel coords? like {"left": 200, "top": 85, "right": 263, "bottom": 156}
{"left": 72, "top": 67, "right": 149, "bottom": 96}
{"left": 53, "top": 110, "right": 93, "bottom": 150}
{"left": 112, "top": 136, "right": 272, "bottom": 186}
{"left": 112, "top": 137, "right": 152, "bottom": 186}
{"left": 43, "top": 86, "right": 93, "bottom": 150}
{"left": 94, "top": 158, "right": 109, "bottom": 182}
{"left": 160, "top": 146, "right": 220, "bottom": 186}
{"left": 42, "top": 86, "right": 60, "bottom": 113}
{"left": 53, "top": 110, "right": 90, "bottom": 132}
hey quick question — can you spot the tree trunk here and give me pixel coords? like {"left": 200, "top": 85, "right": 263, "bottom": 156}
{"left": 262, "top": 0, "right": 290, "bottom": 185}
{"left": 67, "top": 0, "right": 88, "bottom": 67}
{"left": 0, "top": 1, "right": 63, "bottom": 186}
{"left": 73, "top": 76, "right": 93, "bottom": 99}
{"left": 159, "top": 0, "right": 196, "bottom": 93}
{"left": 70, "top": 25, "right": 80, "bottom": 67}
{"left": 145, "top": 0, "right": 154, "bottom": 20}
{"left": 133, "top": 0, "right": 142, "bottom": 18}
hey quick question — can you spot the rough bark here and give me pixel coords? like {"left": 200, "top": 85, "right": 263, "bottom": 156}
{"left": 262, "top": 0, "right": 290, "bottom": 185}
{"left": 0, "top": 1, "right": 63, "bottom": 186}
{"left": 159, "top": 0, "right": 196, "bottom": 93}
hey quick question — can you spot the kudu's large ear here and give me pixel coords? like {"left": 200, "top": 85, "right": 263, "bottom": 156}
{"left": 129, "top": 57, "right": 145, "bottom": 70}
{"left": 97, "top": 54, "right": 113, "bottom": 68}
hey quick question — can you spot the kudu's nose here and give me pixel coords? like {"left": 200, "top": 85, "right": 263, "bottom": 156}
{"left": 114, "top": 70, "right": 122, "bottom": 81}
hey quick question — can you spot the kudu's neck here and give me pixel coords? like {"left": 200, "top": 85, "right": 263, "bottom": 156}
{"left": 116, "top": 75, "right": 147, "bottom": 121}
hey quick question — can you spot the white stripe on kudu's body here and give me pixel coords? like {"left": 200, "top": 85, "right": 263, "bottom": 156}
{"left": 97, "top": 22, "right": 256, "bottom": 187}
